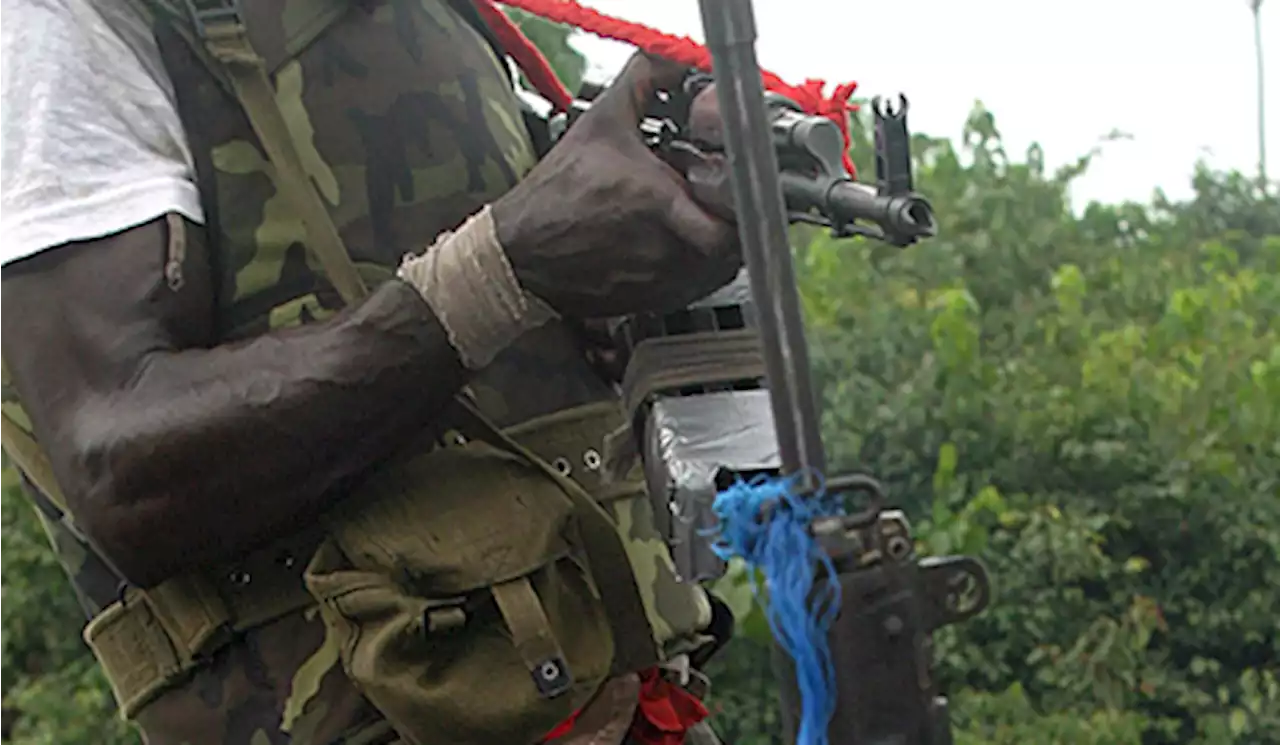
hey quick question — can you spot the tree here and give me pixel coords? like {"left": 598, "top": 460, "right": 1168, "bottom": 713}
{"left": 505, "top": 6, "right": 588, "bottom": 96}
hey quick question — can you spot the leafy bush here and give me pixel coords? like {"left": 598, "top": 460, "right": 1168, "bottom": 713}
{"left": 704, "top": 106, "right": 1279, "bottom": 744}
{"left": 1, "top": 464, "right": 138, "bottom": 745}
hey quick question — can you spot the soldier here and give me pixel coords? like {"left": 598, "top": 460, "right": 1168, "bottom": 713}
{"left": 0, "top": 0, "right": 741, "bottom": 743}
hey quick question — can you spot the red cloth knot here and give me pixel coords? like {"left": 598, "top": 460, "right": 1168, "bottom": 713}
{"left": 628, "top": 668, "right": 711, "bottom": 745}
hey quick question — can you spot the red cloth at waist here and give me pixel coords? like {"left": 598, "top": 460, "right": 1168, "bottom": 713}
{"left": 541, "top": 667, "right": 710, "bottom": 745}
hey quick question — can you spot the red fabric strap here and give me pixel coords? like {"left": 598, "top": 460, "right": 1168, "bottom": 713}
{"left": 630, "top": 668, "right": 710, "bottom": 745}
{"left": 476, "top": 0, "right": 859, "bottom": 176}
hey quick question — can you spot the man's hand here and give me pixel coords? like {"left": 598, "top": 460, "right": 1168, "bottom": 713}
{"left": 492, "top": 52, "right": 742, "bottom": 318}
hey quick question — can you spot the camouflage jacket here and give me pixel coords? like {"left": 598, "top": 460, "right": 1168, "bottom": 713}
{"left": 1, "top": 1, "right": 715, "bottom": 743}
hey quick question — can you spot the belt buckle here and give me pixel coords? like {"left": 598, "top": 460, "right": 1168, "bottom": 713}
{"left": 184, "top": 0, "right": 245, "bottom": 39}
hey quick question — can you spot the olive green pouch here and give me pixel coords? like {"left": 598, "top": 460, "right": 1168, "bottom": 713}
{"left": 303, "top": 440, "right": 615, "bottom": 745}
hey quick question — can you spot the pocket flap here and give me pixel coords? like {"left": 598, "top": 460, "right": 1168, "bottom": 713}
{"left": 325, "top": 443, "right": 578, "bottom": 596}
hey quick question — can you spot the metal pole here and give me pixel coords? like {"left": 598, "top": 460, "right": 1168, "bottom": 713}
{"left": 697, "top": 0, "right": 827, "bottom": 485}
{"left": 1252, "top": 0, "right": 1268, "bottom": 186}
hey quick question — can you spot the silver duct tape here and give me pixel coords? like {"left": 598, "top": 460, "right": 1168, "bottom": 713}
{"left": 640, "top": 389, "right": 780, "bottom": 583}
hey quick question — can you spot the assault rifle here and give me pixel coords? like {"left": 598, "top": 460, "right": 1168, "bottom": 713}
{"left": 538, "top": 4, "right": 992, "bottom": 742}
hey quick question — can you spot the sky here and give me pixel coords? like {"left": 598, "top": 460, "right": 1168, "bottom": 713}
{"left": 567, "top": 0, "right": 1278, "bottom": 210}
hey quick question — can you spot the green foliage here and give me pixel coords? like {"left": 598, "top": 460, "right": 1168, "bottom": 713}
{"left": 1, "top": 462, "right": 139, "bottom": 745}
{"left": 504, "top": 7, "right": 587, "bottom": 96}
{"left": 706, "top": 104, "right": 1280, "bottom": 744}
{"left": 949, "top": 683, "right": 1154, "bottom": 745}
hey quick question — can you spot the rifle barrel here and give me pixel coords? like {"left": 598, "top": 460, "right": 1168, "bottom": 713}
{"left": 697, "top": 0, "right": 826, "bottom": 484}
{"left": 827, "top": 182, "right": 939, "bottom": 243}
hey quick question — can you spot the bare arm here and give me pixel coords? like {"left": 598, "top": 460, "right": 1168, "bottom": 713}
{"left": 1, "top": 216, "right": 466, "bottom": 586}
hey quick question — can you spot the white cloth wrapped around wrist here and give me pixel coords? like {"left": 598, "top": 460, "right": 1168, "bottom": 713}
{"left": 396, "top": 205, "right": 557, "bottom": 370}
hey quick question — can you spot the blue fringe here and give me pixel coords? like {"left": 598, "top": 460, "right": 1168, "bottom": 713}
{"left": 707, "top": 471, "right": 845, "bottom": 745}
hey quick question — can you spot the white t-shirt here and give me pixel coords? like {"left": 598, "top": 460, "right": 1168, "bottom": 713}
{"left": 1, "top": 0, "right": 203, "bottom": 267}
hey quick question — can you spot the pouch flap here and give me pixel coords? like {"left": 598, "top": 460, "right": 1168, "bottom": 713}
{"left": 325, "top": 442, "right": 578, "bottom": 596}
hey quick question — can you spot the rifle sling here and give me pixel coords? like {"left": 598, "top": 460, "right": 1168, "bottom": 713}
{"left": 1, "top": 404, "right": 86, "bottom": 543}
{"left": 196, "top": 15, "right": 369, "bottom": 306}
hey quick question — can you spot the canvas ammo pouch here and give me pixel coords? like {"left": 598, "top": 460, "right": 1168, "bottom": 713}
{"left": 67, "top": 398, "right": 666, "bottom": 743}
{"left": 300, "top": 401, "right": 640, "bottom": 745}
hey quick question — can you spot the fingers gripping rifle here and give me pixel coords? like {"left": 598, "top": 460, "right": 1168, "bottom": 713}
{"left": 551, "top": 78, "right": 936, "bottom": 250}
{"left": 541, "top": 5, "right": 990, "bottom": 742}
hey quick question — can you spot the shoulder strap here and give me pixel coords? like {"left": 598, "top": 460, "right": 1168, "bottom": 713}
{"left": 187, "top": 2, "right": 369, "bottom": 305}
{"left": 150, "top": 0, "right": 514, "bottom": 94}
{"left": 2, "top": 406, "right": 72, "bottom": 520}
{"left": 183, "top": 1, "right": 514, "bottom": 415}
{"left": 175, "top": 0, "right": 529, "bottom": 307}
{"left": 1, "top": 365, "right": 130, "bottom": 583}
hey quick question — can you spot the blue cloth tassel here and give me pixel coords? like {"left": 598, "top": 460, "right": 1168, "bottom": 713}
{"left": 707, "top": 471, "right": 845, "bottom": 745}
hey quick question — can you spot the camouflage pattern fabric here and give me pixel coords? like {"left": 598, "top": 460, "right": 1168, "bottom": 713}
{"left": 0, "top": 0, "right": 716, "bottom": 743}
